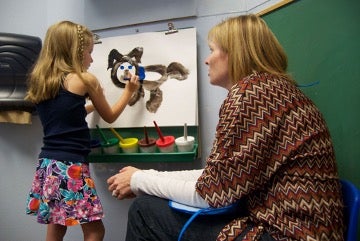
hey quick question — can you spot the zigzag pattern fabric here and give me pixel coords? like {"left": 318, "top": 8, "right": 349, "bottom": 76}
{"left": 195, "top": 72, "right": 344, "bottom": 241}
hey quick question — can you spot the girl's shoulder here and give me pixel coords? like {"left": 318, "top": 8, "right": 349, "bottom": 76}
{"left": 81, "top": 72, "right": 101, "bottom": 89}
{"left": 81, "top": 72, "right": 98, "bottom": 84}
{"left": 64, "top": 72, "right": 98, "bottom": 96}
{"left": 80, "top": 72, "right": 101, "bottom": 94}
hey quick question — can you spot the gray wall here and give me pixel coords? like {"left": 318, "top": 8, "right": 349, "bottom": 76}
{"left": 1, "top": 1, "right": 348, "bottom": 241}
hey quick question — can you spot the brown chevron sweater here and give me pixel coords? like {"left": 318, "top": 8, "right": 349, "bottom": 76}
{"left": 195, "top": 72, "right": 344, "bottom": 241}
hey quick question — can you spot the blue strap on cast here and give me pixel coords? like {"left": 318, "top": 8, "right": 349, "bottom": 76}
{"left": 169, "top": 200, "right": 239, "bottom": 241}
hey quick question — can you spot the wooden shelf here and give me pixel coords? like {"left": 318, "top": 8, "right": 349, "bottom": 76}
{"left": 88, "top": 126, "right": 199, "bottom": 163}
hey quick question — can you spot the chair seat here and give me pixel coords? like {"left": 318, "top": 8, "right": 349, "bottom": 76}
{"left": 340, "top": 179, "right": 360, "bottom": 241}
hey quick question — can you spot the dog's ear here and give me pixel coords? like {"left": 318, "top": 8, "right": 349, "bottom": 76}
{"left": 127, "top": 47, "right": 143, "bottom": 63}
{"left": 108, "top": 49, "right": 123, "bottom": 70}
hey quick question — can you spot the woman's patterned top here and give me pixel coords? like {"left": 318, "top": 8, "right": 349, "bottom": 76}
{"left": 196, "top": 72, "right": 344, "bottom": 241}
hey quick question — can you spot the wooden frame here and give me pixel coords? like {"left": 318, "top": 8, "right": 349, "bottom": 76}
{"left": 257, "top": 0, "right": 295, "bottom": 16}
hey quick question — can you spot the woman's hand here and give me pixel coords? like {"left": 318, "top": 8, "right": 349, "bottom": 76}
{"left": 107, "top": 166, "right": 140, "bottom": 200}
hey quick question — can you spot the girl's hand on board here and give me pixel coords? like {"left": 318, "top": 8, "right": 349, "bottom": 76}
{"left": 125, "top": 74, "right": 140, "bottom": 93}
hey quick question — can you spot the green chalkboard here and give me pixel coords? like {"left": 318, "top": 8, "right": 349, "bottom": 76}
{"left": 262, "top": 0, "right": 360, "bottom": 186}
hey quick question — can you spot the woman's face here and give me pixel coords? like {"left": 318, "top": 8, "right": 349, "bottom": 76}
{"left": 205, "top": 41, "right": 230, "bottom": 90}
{"left": 82, "top": 40, "right": 94, "bottom": 70}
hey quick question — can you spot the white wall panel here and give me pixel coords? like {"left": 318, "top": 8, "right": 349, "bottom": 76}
{"left": 196, "top": 0, "right": 247, "bottom": 16}
{"left": 85, "top": 0, "right": 197, "bottom": 30}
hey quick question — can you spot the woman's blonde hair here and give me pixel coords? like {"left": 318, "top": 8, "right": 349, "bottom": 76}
{"left": 208, "top": 14, "right": 291, "bottom": 84}
{"left": 25, "top": 21, "right": 94, "bottom": 103}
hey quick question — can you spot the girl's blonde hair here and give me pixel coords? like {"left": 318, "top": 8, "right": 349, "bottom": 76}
{"left": 208, "top": 14, "right": 292, "bottom": 85}
{"left": 25, "top": 21, "right": 94, "bottom": 103}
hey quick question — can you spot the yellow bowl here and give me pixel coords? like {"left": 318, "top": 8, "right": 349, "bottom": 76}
{"left": 119, "top": 138, "right": 139, "bottom": 153}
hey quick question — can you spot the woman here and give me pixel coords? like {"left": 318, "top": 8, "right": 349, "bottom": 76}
{"left": 25, "top": 21, "right": 139, "bottom": 241}
{"left": 107, "top": 14, "right": 344, "bottom": 241}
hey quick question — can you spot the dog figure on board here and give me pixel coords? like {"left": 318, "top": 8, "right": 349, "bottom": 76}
{"left": 107, "top": 47, "right": 189, "bottom": 113}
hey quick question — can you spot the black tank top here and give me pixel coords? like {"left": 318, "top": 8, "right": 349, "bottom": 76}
{"left": 37, "top": 88, "right": 90, "bottom": 162}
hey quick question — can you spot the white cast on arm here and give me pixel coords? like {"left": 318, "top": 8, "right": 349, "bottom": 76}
{"left": 130, "top": 169, "right": 209, "bottom": 208}
{"left": 141, "top": 169, "right": 203, "bottom": 180}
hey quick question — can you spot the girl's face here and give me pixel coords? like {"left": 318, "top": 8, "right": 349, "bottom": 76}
{"left": 205, "top": 41, "right": 231, "bottom": 90}
{"left": 82, "top": 40, "right": 94, "bottom": 70}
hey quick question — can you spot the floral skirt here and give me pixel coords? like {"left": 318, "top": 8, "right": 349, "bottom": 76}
{"left": 26, "top": 158, "right": 104, "bottom": 226}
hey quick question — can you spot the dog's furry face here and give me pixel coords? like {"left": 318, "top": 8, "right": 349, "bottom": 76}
{"left": 116, "top": 59, "right": 136, "bottom": 82}
{"left": 107, "top": 47, "right": 144, "bottom": 87}
{"left": 107, "top": 47, "right": 189, "bottom": 113}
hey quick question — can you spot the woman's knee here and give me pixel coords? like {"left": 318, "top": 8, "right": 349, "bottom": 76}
{"left": 127, "top": 195, "right": 169, "bottom": 232}
{"left": 128, "top": 196, "right": 153, "bottom": 217}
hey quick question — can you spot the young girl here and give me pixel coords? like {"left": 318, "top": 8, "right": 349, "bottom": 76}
{"left": 25, "top": 21, "right": 140, "bottom": 241}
